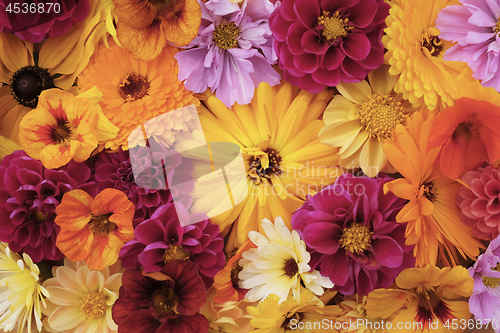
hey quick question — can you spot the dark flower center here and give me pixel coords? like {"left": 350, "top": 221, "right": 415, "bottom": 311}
{"left": 422, "top": 181, "right": 437, "bottom": 202}
{"left": 284, "top": 258, "right": 299, "bottom": 276}
{"left": 247, "top": 147, "right": 283, "bottom": 185}
{"left": 317, "top": 10, "right": 353, "bottom": 43}
{"left": 282, "top": 312, "right": 303, "bottom": 330}
{"left": 415, "top": 288, "right": 452, "bottom": 323}
{"left": 10, "top": 66, "right": 55, "bottom": 108}
{"left": 51, "top": 120, "right": 73, "bottom": 144}
{"left": 213, "top": 22, "right": 239, "bottom": 49}
{"left": 88, "top": 213, "right": 117, "bottom": 235}
{"left": 339, "top": 222, "right": 372, "bottom": 254}
{"left": 230, "top": 262, "right": 243, "bottom": 289}
{"left": 163, "top": 245, "right": 190, "bottom": 263}
{"left": 422, "top": 35, "right": 443, "bottom": 57}
{"left": 455, "top": 115, "right": 481, "bottom": 141}
{"left": 118, "top": 73, "right": 150, "bottom": 102}
{"left": 152, "top": 285, "right": 179, "bottom": 319}
{"left": 81, "top": 291, "right": 107, "bottom": 319}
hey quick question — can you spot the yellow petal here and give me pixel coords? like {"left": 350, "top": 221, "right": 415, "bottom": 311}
{"left": 337, "top": 80, "right": 371, "bottom": 105}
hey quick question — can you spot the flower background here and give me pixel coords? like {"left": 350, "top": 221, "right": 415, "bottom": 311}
{"left": 0, "top": 0, "right": 499, "bottom": 332}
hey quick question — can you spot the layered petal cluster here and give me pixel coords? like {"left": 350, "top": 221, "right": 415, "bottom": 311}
{"left": 0, "top": 150, "right": 98, "bottom": 262}
{"left": 383, "top": 109, "right": 484, "bottom": 266}
{"left": 119, "top": 203, "right": 225, "bottom": 288}
{"left": 457, "top": 166, "right": 500, "bottom": 240}
{"left": 0, "top": 0, "right": 90, "bottom": 42}
{"left": 55, "top": 188, "right": 135, "bottom": 270}
{"left": 112, "top": 260, "right": 209, "bottom": 333}
{"left": 436, "top": 0, "right": 500, "bottom": 91}
{"left": 269, "top": 0, "right": 389, "bottom": 93}
{"left": 175, "top": 0, "right": 280, "bottom": 108}
{"left": 383, "top": 0, "right": 475, "bottom": 110}
{"left": 292, "top": 173, "right": 414, "bottom": 296}
{"left": 238, "top": 217, "right": 333, "bottom": 303}
{"left": 338, "top": 294, "right": 393, "bottom": 333}
{"left": 41, "top": 259, "right": 123, "bottom": 333}
{"left": 366, "top": 265, "right": 473, "bottom": 332}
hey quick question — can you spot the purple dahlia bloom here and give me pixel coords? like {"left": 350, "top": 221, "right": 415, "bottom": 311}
{"left": 94, "top": 140, "right": 193, "bottom": 225}
{"left": 175, "top": 0, "right": 281, "bottom": 108}
{"left": 270, "top": 0, "right": 389, "bottom": 93}
{"left": 468, "top": 235, "right": 500, "bottom": 331}
{"left": 0, "top": 150, "right": 98, "bottom": 262}
{"left": 436, "top": 0, "right": 500, "bottom": 91}
{"left": 292, "top": 173, "right": 415, "bottom": 296}
{"left": 119, "top": 202, "right": 225, "bottom": 289}
{"left": 0, "top": 0, "right": 89, "bottom": 43}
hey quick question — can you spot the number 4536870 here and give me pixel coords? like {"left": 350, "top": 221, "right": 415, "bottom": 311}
{"left": 5, "top": 2, "right": 61, "bottom": 14}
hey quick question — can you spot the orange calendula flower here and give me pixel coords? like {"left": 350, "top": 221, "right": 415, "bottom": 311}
{"left": 365, "top": 265, "right": 473, "bottom": 332}
{"left": 113, "top": 0, "right": 202, "bottom": 61}
{"left": 18, "top": 89, "right": 118, "bottom": 169}
{"left": 428, "top": 81, "right": 500, "bottom": 179}
{"left": 383, "top": 109, "right": 483, "bottom": 267}
{"left": 55, "top": 188, "right": 135, "bottom": 271}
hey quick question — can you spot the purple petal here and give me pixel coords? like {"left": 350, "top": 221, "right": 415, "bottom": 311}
{"left": 371, "top": 235, "right": 403, "bottom": 268}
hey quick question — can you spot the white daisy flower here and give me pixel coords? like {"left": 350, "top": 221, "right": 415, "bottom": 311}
{"left": 238, "top": 217, "right": 333, "bottom": 303}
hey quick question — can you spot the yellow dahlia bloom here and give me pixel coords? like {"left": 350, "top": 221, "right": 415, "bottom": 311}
{"left": 78, "top": 40, "right": 197, "bottom": 150}
{"left": 338, "top": 294, "right": 393, "bottom": 333}
{"left": 196, "top": 81, "right": 341, "bottom": 252}
{"left": 365, "top": 265, "right": 473, "bottom": 333}
{"left": 383, "top": 0, "right": 474, "bottom": 110}
{"left": 319, "top": 65, "right": 414, "bottom": 177}
{"left": 0, "top": 242, "right": 50, "bottom": 333}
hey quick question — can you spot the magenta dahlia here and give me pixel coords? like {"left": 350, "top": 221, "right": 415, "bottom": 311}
{"left": 291, "top": 173, "right": 415, "bottom": 296}
{"left": 112, "top": 260, "right": 209, "bottom": 333}
{"left": 457, "top": 165, "right": 500, "bottom": 240}
{"left": 0, "top": 150, "right": 98, "bottom": 262}
{"left": 119, "top": 202, "right": 225, "bottom": 289}
{"left": 269, "top": 0, "right": 389, "bottom": 92}
{"left": 0, "top": 0, "right": 89, "bottom": 43}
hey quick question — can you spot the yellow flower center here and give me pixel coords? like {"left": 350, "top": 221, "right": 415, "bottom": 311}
{"left": 493, "top": 18, "right": 500, "bottom": 36}
{"left": 339, "top": 223, "right": 373, "bottom": 255}
{"left": 118, "top": 73, "right": 150, "bottom": 103}
{"left": 358, "top": 94, "right": 407, "bottom": 140}
{"left": 152, "top": 286, "right": 179, "bottom": 319}
{"left": 318, "top": 11, "right": 353, "bottom": 42}
{"left": 213, "top": 22, "right": 239, "bottom": 49}
{"left": 283, "top": 258, "right": 299, "bottom": 277}
{"left": 88, "top": 213, "right": 117, "bottom": 236}
{"left": 34, "top": 210, "right": 48, "bottom": 222}
{"left": 421, "top": 34, "right": 443, "bottom": 57}
{"left": 81, "top": 291, "right": 107, "bottom": 319}
{"left": 247, "top": 147, "right": 282, "bottom": 185}
{"left": 10, "top": 65, "right": 55, "bottom": 108}
{"left": 163, "top": 245, "right": 190, "bottom": 263}
{"left": 482, "top": 276, "right": 500, "bottom": 288}
{"left": 422, "top": 181, "right": 437, "bottom": 202}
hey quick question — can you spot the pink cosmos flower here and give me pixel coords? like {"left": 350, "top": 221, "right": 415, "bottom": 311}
{"left": 436, "top": 0, "right": 500, "bottom": 91}
{"left": 269, "top": 0, "right": 389, "bottom": 93}
{"left": 175, "top": 0, "right": 280, "bottom": 108}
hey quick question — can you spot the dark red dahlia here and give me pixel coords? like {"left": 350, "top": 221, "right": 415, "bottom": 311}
{"left": 0, "top": 150, "right": 98, "bottom": 262}
{"left": 119, "top": 202, "right": 225, "bottom": 289}
{"left": 270, "top": 0, "right": 389, "bottom": 92}
{"left": 292, "top": 173, "right": 415, "bottom": 296}
{"left": 112, "top": 260, "right": 209, "bottom": 333}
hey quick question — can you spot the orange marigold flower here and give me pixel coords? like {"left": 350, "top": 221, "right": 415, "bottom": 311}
{"left": 428, "top": 81, "right": 500, "bottom": 179}
{"left": 213, "top": 240, "right": 255, "bottom": 304}
{"left": 18, "top": 89, "right": 118, "bottom": 169}
{"left": 383, "top": 109, "right": 483, "bottom": 267}
{"left": 113, "top": 0, "right": 202, "bottom": 61}
{"left": 55, "top": 188, "right": 135, "bottom": 270}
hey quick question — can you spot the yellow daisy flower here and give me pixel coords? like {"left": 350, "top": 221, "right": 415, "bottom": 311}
{"left": 0, "top": 242, "right": 50, "bottom": 333}
{"left": 318, "top": 65, "right": 414, "bottom": 177}
{"left": 196, "top": 81, "right": 341, "bottom": 252}
{"left": 383, "top": 0, "right": 474, "bottom": 110}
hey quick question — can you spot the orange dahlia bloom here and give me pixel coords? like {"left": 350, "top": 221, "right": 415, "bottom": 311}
{"left": 383, "top": 109, "right": 483, "bottom": 267}
{"left": 428, "top": 82, "right": 500, "bottom": 179}
{"left": 18, "top": 89, "right": 118, "bottom": 169}
{"left": 55, "top": 188, "right": 135, "bottom": 270}
{"left": 114, "top": 0, "right": 202, "bottom": 61}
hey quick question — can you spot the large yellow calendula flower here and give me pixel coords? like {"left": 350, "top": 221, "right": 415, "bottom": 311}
{"left": 196, "top": 81, "right": 341, "bottom": 252}
{"left": 383, "top": 0, "right": 474, "bottom": 111}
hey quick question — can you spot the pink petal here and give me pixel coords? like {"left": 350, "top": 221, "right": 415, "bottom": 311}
{"left": 302, "top": 30, "right": 330, "bottom": 55}
{"left": 341, "top": 33, "right": 370, "bottom": 61}
{"left": 293, "top": 52, "right": 319, "bottom": 73}
{"left": 294, "top": 0, "right": 320, "bottom": 29}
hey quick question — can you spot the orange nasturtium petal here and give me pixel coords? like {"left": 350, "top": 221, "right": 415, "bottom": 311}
{"left": 55, "top": 189, "right": 93, "bottom": 231}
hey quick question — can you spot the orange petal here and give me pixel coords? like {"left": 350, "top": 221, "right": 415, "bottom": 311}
{"left": 116, "top": 20, "right": 166, "bottom": 61}
{"left": 439, "top": 136, "right": 466, "bottom": 179}
{"left": 39, "top": 141, "right": 79, "bottom": 169}
{"left": 18, "top": 107, "right": 58, "bottom": 159}
{"left": 85, "top": 235, "right": 123, "bottom": 270}
{"left": 161, "top": 0, "right": 201, "bottom": 46}
{"left": 91, "top": 188, "right": 135, "bottom": 219}
{"left": 113, "top": 0, "right": 157, "bottom": 29}
{"left": 72, "top": 124, "right": 99, "bottom": 162}
{"left": 109, "top": 214, "right": 135, "bottom": 242}
{"left": 55, "top": 189, "right": 93, "bottom": 231}
{"left": 56, "top": 228, "right": 93, "bottom": 261}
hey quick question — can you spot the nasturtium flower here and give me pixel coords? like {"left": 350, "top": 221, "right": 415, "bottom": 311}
{"left": 55, "top": 188, "right": 135, "bottom": 270}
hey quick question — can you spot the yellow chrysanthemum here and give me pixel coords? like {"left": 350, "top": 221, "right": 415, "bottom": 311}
{"left": 319, "top": 65, "right": 414, "bottom": 177}
{"left": 196, "top": 81, "right": 341, "bottom": 252}
{"left": 383, "top": 109, "right": 483, "bottom": 267}
{"left": 0, "top": 242, "right": 50, "bottom": 333}
{"left": 383, "top": 0, "right": 474, "bottom": 110}
{"left": 338, "top": 294, "right": 393, "bottom": 333}
{"left": 78, "top": 40, "right": 197, "bottom": 150}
